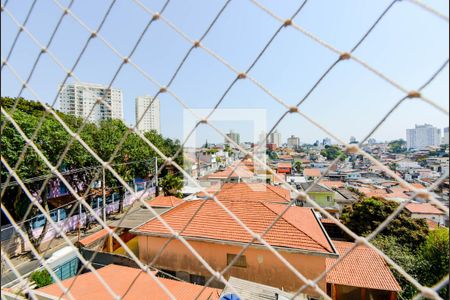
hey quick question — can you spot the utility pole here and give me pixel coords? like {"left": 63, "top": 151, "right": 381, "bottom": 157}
{"left": 102, "top": 166, "right": 106, "bottom": 223}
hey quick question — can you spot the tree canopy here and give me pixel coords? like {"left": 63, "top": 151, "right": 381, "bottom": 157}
{"left": 340, "top": 198, "right": 429, "bottom": 249}
{"left": 1, "top": 97, "right": 183, "bottom": 245}
{"left": 342, "top": 198, "right": 447, "bottom": 299}
{"left": 388, "top": 139, "right": 407, "bottom": 153}
{"left": 320, "top": 145, "right": 346, "bottom": 161}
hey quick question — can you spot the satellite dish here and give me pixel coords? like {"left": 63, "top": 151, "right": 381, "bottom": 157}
{"left": 220, "top": 294, "right": 240, "bottom": 300}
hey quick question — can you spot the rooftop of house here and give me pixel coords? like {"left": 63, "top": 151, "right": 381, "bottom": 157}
{"left": 197, "top": 183, "right": 291, "bottom": 203}
{"left": 133, "top": 200, "right": 337, "bottom": 255}
{"left": 220, "top": 183, "right": 290, "bottom": 202}
{"left": 277, "top": 162, "right": 292, "bottom": 168}
{"left": 320, "top": 180, "right": 345, "bottom": 189}
{"left": 405, "top": 203, "right": 445, "bottom": 215}
{"left": 77, "top": 228, "right": 109, "bottom": 247}
{"left": 303, "top": 168, "right": 321, "bottom": 177}
{"left": 326, "top": 241, "right": 401, "bottom": 292}
{"left": 146, "top": 195, "right": 184, "bottom": 208}
{"left": 207, "top": 164, "right": 254, "bottom": 179}
{"left": 299, "top": 182, "right": 334, "bottom": 194}
{"left": 35, "top": 264, "right": 222, "bottom": 300}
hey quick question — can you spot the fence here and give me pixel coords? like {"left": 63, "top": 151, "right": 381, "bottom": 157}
{"left": 1, "top": 187, "right": 155, "bottom": 257}
{"left": 1, "top": 0, "right": 449, "bottom": 300}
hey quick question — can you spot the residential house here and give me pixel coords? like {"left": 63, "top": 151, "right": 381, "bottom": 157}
{"left": 277, "top": 162, "right": 292, "bottom": 174}
{"left": 132, "top": 200, "right": 338, "bottom": 296}
{"left": 203, "top": 163, "right": 254, "bottom": 185}
{"left": 299, "top": 182, "right": 338, "bottom": 215}
{"left": 303, "top": 168, "right": 321, "bottom": 181}
{"left": 405, "top": 203, "right": 446, "bottom": 226}
{"left": 326, "top": 241, "right": 401, "bottom": 300}
{"left": 35, "top": 264, "right": 222, "bottom": 300}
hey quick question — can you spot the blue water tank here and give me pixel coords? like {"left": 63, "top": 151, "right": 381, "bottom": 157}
{"left": 221, "top": 294, "right": 240, "bottom": 300}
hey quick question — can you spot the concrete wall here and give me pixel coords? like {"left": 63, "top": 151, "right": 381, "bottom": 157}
{"left": 138, "top": 235, "right": 327, "bottom": 296}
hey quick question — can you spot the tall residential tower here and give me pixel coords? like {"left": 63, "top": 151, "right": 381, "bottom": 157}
{"left": 135, "top": 96, "right": 161, "bottom": 133}
{"left": 406, "top": 124, "right": 441, "bottom": 149}
{"left": 59, "top": 82, "right": 123, "bottom": 123}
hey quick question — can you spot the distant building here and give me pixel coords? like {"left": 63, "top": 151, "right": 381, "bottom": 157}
{"left": 368, "top": 138, "right": 377, "bottom": 145}
{"left": 349, "top": 136, "right": 358, "bottom": 144}
{"left": 59, "top": 82, "right": 123, "bottom": 123}
{"left": 268, "top": 130, "right": 282, "bottom": 147}
{"left": 322, "top": 138, "right": 332, "bottom": 146}
{"left": 287, "top": 135, "right": 300, "bottom": 149}
{"left": 225, "top": 130, "right": 240, "bottom": 146}
{"left": 443, "top": 127, "right": 449, "bottom": 145}
{"left": 135, "top": 96, "right": 160, "bottom": 133}
{"left": 406, "top": 124, "right": 441, "bottom": 149}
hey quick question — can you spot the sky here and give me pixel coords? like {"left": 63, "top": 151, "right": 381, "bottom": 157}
{"left": 1, "top": 0, "right": 449, "bottom": 146}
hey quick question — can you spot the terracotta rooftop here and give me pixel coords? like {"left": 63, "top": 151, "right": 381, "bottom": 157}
{"left": 78, "top": 228, "right": 109, "bottom": 247}
{"left": 405, "top": 203, "right": 444, "bottom": 215}
{"left": 36, "top": 264, "right": 221, "bottom": 300}
{"left": 146, "top": 195, "right": 184, "bottom": 208}
{"left": 134, "top": 200, "right": 336, "bottom": 255}
{"left": 303, "top": 168, "right": 321, "bottom": 177}
{"left": 207, "top": 164, "right": 254, "bottom": 179}
{"left": 277, "top": 162, "right": 292, "bottom": 168}
{"left": 411, "top": 183, "right": 426, "bottom": 189}
{"left": 214, "top": 183, "right": 290, "bottom": 203}
{"left": 426, "top": 219, "right": 439, "bottom": 230}
{"left": 320, "top": 181, "right": 345, "bottom": 189}
{"left": 320, "top": 218, "right": 336, "bottom": 224}
{"left": 326, "top": 241, "right": 401, "bottom": 292}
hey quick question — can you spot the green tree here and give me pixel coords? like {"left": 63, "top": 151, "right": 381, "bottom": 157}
{"left": 1, "top": 97, "right": 183, "bottom": 246}
{"left": 419, "top": 228, "right": 449, "bottom": 298}
{"left": 320, "top": 145, "right": 346, "bottom": 161}
{"left": 372, "top": 235, "right": 426, "bottom": 299}
{"left": 340, "top": 198, "right": 428, "bottom": 249}
{"left": 373, "top": 229, "right": 449, "bottom": 299}
{"left": 293, "top": 161, "right": 303, "bottom": 174}
{"left": 30, "top": 269, "right": 52, "bottom": 288}
{"left": 388, "top": 139, "right": 407, "bottom": 153}
{"left": 159, "top": 174, "right": 183, "bottom": 197}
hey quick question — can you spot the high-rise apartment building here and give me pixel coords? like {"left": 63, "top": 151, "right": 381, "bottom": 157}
{"left": 225, "top": 130, "right": 240, "bottom": 146}
{"left": 135, "top": 96, "right": 161, "bottom": 133}
{"left": 287, "top": 135, "right": 300, "bottom": 149}
{"left": 406, "top": 124, "right": 441, "bottom": 149}
{"left": 443, "top": 127, "right": 449, "bottom": 145}
{"left": 268, "top": 130, "right": 282, "bottom": 147}
{"left": 59, "top": 82, "right": 123, "bottom": 123}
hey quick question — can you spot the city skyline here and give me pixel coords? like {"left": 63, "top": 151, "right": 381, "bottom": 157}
{"left": 52, "top": 81, "right": 450, "bottom": 145}
{"left": 1, "top": 0, "right": 448, "bottom": 145}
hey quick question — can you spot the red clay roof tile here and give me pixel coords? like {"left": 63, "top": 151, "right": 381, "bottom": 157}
{"left": 135, "top": 200, "right": 335, "bottom": 254}
{"left": 326, "top": 241, "right": 401, "bottom": 291}
{"left": 36, "top": 264, "right": 221, "bottom": 300}
{"left": 147, "top": 195, "right": 184, "bottom": 208}
{"left": 405, "top": 203, "right": 444, "bottom": 215}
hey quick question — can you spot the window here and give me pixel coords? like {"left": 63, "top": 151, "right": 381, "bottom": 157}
{"left": 227, "top": 253, "right": 247, "bottom": 268}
